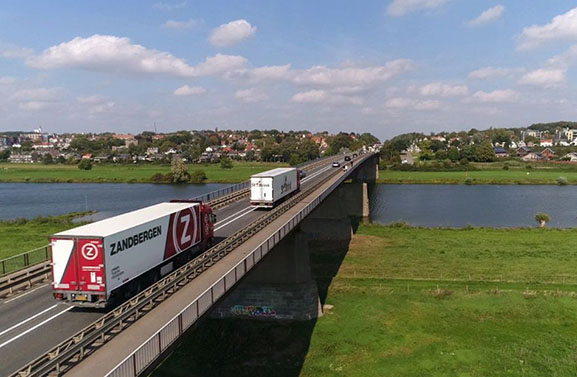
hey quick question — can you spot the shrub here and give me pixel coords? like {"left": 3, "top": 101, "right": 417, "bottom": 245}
{"left": 535, "top": 213, "right": 550, "bottom": 228}
{"left": 77, "top": 159, "right": 93, "bottom": 170}
{"left": 220, "top": 157, "right": 233, "bottom": 169}
{"left": 502, "top": 163, "right": 509, "bottom": 170}
{"left": 557, "top": 176, "right": 568, "bottom": 186}
{"left": 150, "top": 173, "right": 172, "bottom": 183}
{"left": 459, "top": 158, "right": 469, "bottom": 166}
{"left": 190, "top": 170, "right": 208, "bottom": 184}
{"left": 464, "top": 177, "right": 473, "bottom": 185}
{"left": 386, "top": 221, "right": 411, "bottom": 228}
{"left": 526, "top": 164, "right": 533, "bottom": 170}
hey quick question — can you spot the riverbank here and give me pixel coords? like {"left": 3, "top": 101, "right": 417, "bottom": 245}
{"left": 155, "top": 224, "right": 577, "bottom": 377}
{"left": 378, "top": 169, "right": 577, "bottom": 184}
{"left": 0, "top": 162, "right": 288, "bottom": 184}
{"left": 0, "top": 212, "right": 91, "bottom": 260}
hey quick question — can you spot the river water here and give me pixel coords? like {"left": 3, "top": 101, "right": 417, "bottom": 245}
{"left": 1, "top": 183, "right": 575, "bottom": 228}
{"left": 370, "top": 184, "right": 577, "bottom": 228}
{"left": 0, "top": 183, "right": 228, "bottom": 221}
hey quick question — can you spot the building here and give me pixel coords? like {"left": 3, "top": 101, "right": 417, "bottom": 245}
{"left": 539, "top": 139, "right": 553, "bottom": 147}
{"left": 517, "top": 146, "right": 532, "bottom": 157}
{"left": 494, "top": 147, "right": 509, "bottom": 158}
{"left": 541, "top": 148, "right": 556, "bottom": 160}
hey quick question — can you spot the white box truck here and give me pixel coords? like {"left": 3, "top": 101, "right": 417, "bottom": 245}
{"left": 250, "top": 167, "right": 300, "bottom": 208}
{"left": 50, "top": 201, "right": 216, "bottom": 307}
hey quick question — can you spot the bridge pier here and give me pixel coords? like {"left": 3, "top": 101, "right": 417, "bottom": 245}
{"left": 210, "top": 229, "right": 322, "bottom": 321}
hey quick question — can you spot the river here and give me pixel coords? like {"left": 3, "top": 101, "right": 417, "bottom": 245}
{"left": 0, "top": 183, "right": 228, "bottom": 221}
{"left": 370, "top": 184, "right": 577, "bottom": 228}
{"left": 1, "top": 183, "right": 575, "bottom": 228}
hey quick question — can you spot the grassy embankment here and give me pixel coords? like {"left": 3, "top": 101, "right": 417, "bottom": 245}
{"left": 0, "top": 162, "right": 288, "bottom": 184}
{"left": 156, "top": 224, "right": 577, "bottom": 377}
{"left": 0, "top": 213, "right": 90, "bottom": 271}
{"left": 379, "top": 165, "right": 577, "bottom": 185}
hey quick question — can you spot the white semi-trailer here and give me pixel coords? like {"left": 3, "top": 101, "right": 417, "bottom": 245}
{"left": 250, "top": 167, "right": 300, "bottom": 208}
{"left": 50, "top": 201, "right": 215, "bottom": 307}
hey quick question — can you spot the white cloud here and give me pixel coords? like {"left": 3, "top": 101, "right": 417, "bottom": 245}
{"left": 162, "top": 19, "right": 201, "bottom": 30}
{"left": 385, "top": 97, "right": 441, "bottom": 110}
{"left": 153, "top": 1, "right": 187, "bottom": 11}
{"left": 468, "top": 66, "right": 511, "bottom": 79}
{"left": 235, "top": 88, "right": 268, "bottom": 103}
{"left": 291, "top": 89, "right": 363, "bottom": 105}
{"left": 173, "top": 85, "right": 207, "bottom": 96}
{"left": 387, "top": 0, "right": 449, "bottom": 17}
{"left": 76, "top": 96, "right": 116, "bottom": 114}
{"left": 209, "top": 19, "right": 256, "bottom": 47}
{"left": 547, "top": 44, "right": 577, "bottom": 69}
{"left": 12, "top": 87, "right": 64, "bottom": 102}
{"left": 26, "top": 35, "right": 246, "bottom": 78}
{"left": 518, "top": 7, "right": 577, "bottom": 50}
{"left": 0, "top": 42, "right": 33, "bottom": 59}
{"left": 77, "top": 95, "right": 108, "bottom": 104}
{"left": 19, "top": 101, "right": 49, "bottom": 111}
{"left": 467, "top": 5, "right": 504, "bottom": 27}
{"left": 418, "top": 82, "right": 468, "bottom": 97}
{"left": 472, "top": 89, "right": 518, "bottom": 103}
{"left": 519, "top": 68, "right": 566, "bottom": 88}
{"left": 292, "top": 59, "right": 415, "bottom": 87}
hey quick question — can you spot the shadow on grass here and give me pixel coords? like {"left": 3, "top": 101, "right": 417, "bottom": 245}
{"left": 154, "top": 217, "right": 357, "bottom": 377}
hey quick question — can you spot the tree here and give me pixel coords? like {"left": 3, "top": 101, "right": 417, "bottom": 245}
{"left": 42, "top": 154, "right": 54, "bottom": 164}
{"left": 475, "top": 141, "right": 497, "bottom": 162}
{"left": 535, "top": 213, "right": 550, "bottom": 228}
{"left": 220, "top": 157, "right": 233, "bottom": 169}
{"left": 0, "top": 149, "right": 11, "bottom": 162}
{"left": 171, "top": 156, "right": 190, "bottom": 183}
{"left": 492, "top": 129, "right": 511, "bottom": 147}
{"left": 447, "top": 147, "right": 460, "bottom": 162}
{"left": 189, "top": 169, "right": 207, "bottom": 184}
{"left": 77, "top": 159, "right": 93, "bottom": 170}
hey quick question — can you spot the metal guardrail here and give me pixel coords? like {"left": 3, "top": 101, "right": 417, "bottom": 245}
{"left": 10, "top": 153, "right": 371, "bottom": 377}
{"left": 0, "top": 246, "right": 50, "bottom": 277}
{"left": 0, "top": 262, "right": 52, "bottom": 299}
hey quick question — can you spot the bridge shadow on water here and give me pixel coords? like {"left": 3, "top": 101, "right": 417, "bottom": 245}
{"left": 154, "top": 217, "right": 360, "bottom": 377}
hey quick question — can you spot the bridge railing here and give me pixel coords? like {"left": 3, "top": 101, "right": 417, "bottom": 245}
{"left": 105, "top": 153, "right": 369, "bottom": 377}
{"left": 191, "top": 181, "right": 251, "bottom": 203}
{"left": 0, "top": 245, "right": 50, "bottom": 277}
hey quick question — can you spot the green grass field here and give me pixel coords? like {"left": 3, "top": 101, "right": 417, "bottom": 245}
{"left": 299, "top": 225, "right": 577, "bottom": 377}
{"left": 0, "top": 162, "right": 288, "bottom": 183}
{"left": 379, "top": 169, "right": 577, "bottom": 184}
{"left": 155, "top": 224, "right": 577, "bottom": 377}
{"left": 0, "top": 213, "right": 90, "bottom": 272}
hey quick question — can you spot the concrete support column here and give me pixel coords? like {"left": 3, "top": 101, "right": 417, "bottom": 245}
{"left": 210, "top": 229, "right": 322, "bottom": 321}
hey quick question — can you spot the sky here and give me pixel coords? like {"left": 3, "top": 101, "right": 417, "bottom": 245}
{"left": 1, "top": 1, "right": 577, "bottom": 140}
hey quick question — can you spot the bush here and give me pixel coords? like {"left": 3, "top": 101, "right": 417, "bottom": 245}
{"left": 557, "top": 176, "right": 568, "bottom": 186}
{"left": 77, "top": 159, "right": 93, "bottom": 170}
{"left": 459, "top": 158, "right": 469, "bottom": 166}
{"left": 464, "top": 177, "right": 473, "bottom": 185}
{"left": 502, "top": 163, "right": 509, "bottom": 170}
{"left": 190, "top": 170, "right": 208, "bottom": 184}
{"left": 220, "top": 157, "right": 233, "bottom": 169}
{"left": 150, "top": 173, "right": 172, "bottom": 183}
{"left": 526, "top": 164, "right": 533, "bottom": 170}
{"left": 535, "top": 212, "right": 550, "bottom": 228}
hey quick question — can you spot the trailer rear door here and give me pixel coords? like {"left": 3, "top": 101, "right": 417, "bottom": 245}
{"left": 52, "top": 238, "right": 105, "bottom": 294}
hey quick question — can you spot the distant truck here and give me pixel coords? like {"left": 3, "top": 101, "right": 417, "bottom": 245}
{"left": 250, "top": 167, "right": 300, "bottom": 208}
{"left": 50, "top": 200, "right": 216, "bottom": 307}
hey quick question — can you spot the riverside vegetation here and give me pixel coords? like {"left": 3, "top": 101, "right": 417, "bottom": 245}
{"left": 155, "top": 223, "right": 577, "bottom": 377}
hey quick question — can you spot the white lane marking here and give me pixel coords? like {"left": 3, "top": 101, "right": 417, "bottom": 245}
{"left": 215, "top": 208, "right": 257, "bottom": 231}
{"left": 2, "top": 283, "right": 50, "bottom": 304}
{"left": 302, "top": 165, "right": 332, "bottom": 182}
{"left": 0, "top": 306, "right": 73, "bottom": 349}
{"left": 215, "top": 206, "right": 254, "bottom": 226}
{"left": 0, "top": 304, "right": 58, "bottom": 337}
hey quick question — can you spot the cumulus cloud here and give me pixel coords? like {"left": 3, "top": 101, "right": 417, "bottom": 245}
{"left": 0, "top": 42, "right": 33, "bottom": 59}
{"left": 19, "top": 101, "right": 49, "bottom": 112}
{"left": 387, "top": 0, "right": 449, "bottom": 17}
{"left": 468, "top": 66, "right": 511, "bottom": 79}
{"left": 519, "top": 68, "right": 566, "bottom": 88}
{"left": 173, "top": 85, "right": 207, "bottom": 96}
{"left": 467, "top": 5, "right": 504, "bottom": 27}
{"left": 0, "top": 76, "right": 17, "bottom": 85}
{"left": 291, "top": 89, "right": 363, "bottom": 105}
{"left": 235, "top": 88, "right": 268, "bottom": 103}
{"left": 518, "top": 7, "right": 577, "bottom": 50}
{"left": 209, "top": 19, "right": 256, "bottom": 47}
{"left": 385, "top": 97, "right": 441, "bottom": 110}
{"left": 162, "top": 19, "right": 201, "bottom": 30}
{"left": 26, "top": 35, "right": 246, "bottom": 77}
{"left": 292, "top": 59, "right": 415, "bottom": 87}
{"left": 472, "top": 89, "right": 518, "bottom": 103}
{"left": 417, "top": 82, "right": 468, "bottom": 97}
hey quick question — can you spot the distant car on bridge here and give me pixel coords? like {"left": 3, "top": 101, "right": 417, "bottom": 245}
{"left": 344, "top": 155, "right": 351, "bottom": 161}
{"left": 332, "top": 161, "right": 341, "bottom": 167}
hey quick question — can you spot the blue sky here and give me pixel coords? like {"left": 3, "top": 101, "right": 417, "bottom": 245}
{"left": 1, "top": 0, "right": 577, "bottom": 140}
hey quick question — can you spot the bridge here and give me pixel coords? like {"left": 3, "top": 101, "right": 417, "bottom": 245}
{"left": 0, "top": 152, "right": 379, "bottom": 377}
